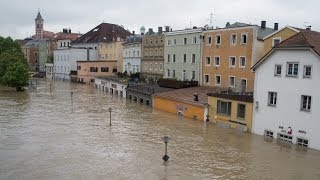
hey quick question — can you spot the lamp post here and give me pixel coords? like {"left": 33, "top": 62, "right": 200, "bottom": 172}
{"left": 161, "top": 135, "right": 170, "bottom": 161}
{"left": 70, "top": 91, "right": 74, "bottom": 105}
{"left": 108, "top": 107, "right": 112, "bottom": 126}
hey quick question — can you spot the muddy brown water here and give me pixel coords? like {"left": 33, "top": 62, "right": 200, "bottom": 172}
{"left": 0, "top": 80, "right": 320, "bottom": 180}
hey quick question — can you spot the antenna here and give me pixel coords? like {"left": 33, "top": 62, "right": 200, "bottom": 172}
{"left": 209, "top": 12, "right": 214, "bottom": 27}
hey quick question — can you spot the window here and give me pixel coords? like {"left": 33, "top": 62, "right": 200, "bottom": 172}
{"left": 303, "top": 65, "right": 312, "bottom": 78}
{"left": 90, "top": 67, "right": 98, "bottom": 72}
{"left": 173, "top": 39, "right": 176, "bottom": 45}
{"left": 173, "top": 54, "right": 176, "bottom": 63}
{"left": 268, "top": 92, "right": 277, "bottom": 106}
{"left": 214, "top": 56, "right": 220, "bottom": 66}
{"left": 191, "top": 54, "right": 196, "bottom": 63}
{"left": 216, "top": 34, "right": 221, "bottom": 45}
{"left": 150, "top": 63, "right": 153, "bottom": 70}
{"left": 112, "top": 68, "right": 117, "bottom": 73}
{"left": 77, "top": 66, "right": 81, "bottom": 70}
{"left": 204, "top": 74, "right": 210, "bottom": 84}
{"left": 297, "top": 137, "right": 309, "bottom": 147}
{"left": 231, "top": 34, "right": 237, "bottom": 45}
{"left": 172, "top": 69, "right": 176, "bottom": 78}
{"left": 217, "top": 100, "right": 231, "bottom": 116}
{"left": 272, "top": 37, "right": 281, "bottom": 46}
{"left": 182, "top": 70, "right": 187, "bottom": 81}
{"left": 183, "top": 54, "right": 187, "bottom": 63}
{"left": 287, "top": 63, "right": 299, "bottom": 76}
{"left": 274, "top": 65, "right": 282, "bottom": 76}
{"left": 159, "top": 63, "right": 162, "bottom": 70}
{"left": 229, "top": 76, "right": 235, "bottom": 87}
{"left": 155, "top": 63, "right": 158, "bottom": 70}
{"left": 101, "top": 67, "right": 109, "bottom": 72}
{"left": 207, "top": 36, "right": 212, "bottom": 44}
{"left": 145, "top": 63, "right": 148, "bottom": 70}
{"left": 264, "top": 130, "right": 274, "bottom": 138}
{"left": 241, "top": 33, "right": 248, "bottom": 44}
{"left": 215, "top": 75, "right": 221, "bottom": 85}
{"left": 229, "top": 57, "right": 236, "bottom": 68}
{"left": 137, "top": 51, "right": 139, "bottom": 57}
{"left": 167, "top": 69, "right": 170, "bottom": 77}
{"left": 237, "top": 104, "right": 246, "bottom": 119}
{"left": 167, "top": 39, "right": 171, "bottom": 46}
{"left": 240, "top": 57, "right": 246, "bottom": 68}
{"left": 241, "top": 79, "right": 247, "bottom": 92}
{"left": 193, "top": 37, "right": 197, "bottom": 44}
{"left": 184, "top": 38, "right": 187, "bottom": 45}
{"left": 301, "top": 95, "right": 311, "bottom": 111}
{"left": 205, "top": 57, "right": 211, "bottom": 66}
{"left": 167, "top": 54, "right": 170, "bottom": 62}
{"left": 191, "top": 71, "right": 195, "bottom": 80}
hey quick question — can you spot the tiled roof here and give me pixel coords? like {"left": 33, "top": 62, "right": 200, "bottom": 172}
{"left": 257, "top": 27, "right": 276, "bottom": 40}
{"left": 276, "top": 29, "right": 320, "bottom": 55}
{"left": 54, "top": 32, "right": 82, "bottom": 41}
{"left": 73, "top": 23, "right": 131, "bottom": 44}
{"left": 153, "top": 86, "right": 217, "bottom": 107}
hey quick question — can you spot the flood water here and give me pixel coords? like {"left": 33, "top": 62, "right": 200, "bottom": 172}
{"left": 0, "top": 80, "right": 320, "bottom": 180}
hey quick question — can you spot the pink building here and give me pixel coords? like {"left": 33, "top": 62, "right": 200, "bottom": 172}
{"left": 77, "top": 61, "right": 117, "bottom": 84}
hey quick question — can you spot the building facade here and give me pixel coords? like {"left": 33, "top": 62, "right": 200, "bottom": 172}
{"left": 141, "top": 27, "right": 165, "bottom": 82}
{"left": 252, "top": 30, "right": 320, "bottom": 150}
{"left": 77, "top": 61, "right": 117, "bottom": 83}
{"left": 122, "top": 34, "right": 142, "bottom": 74}
{"left": 95, "top": 77, "right": 128, "bottom": 97}
{"left": 164, "top": 28, "right": 203, "bottom": 83}
{"left": 202, "top": 21, "right": 276, "bottom": 92}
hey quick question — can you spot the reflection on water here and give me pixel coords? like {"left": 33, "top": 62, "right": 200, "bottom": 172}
{"left": 0, "top": 80, "right": 320, "bottom": 180}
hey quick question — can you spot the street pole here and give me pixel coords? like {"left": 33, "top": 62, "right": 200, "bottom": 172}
{"left": 108, "top": 107, "right": 112, "bottom": 126}
{"left": 162, "top": 136, "right": 170, "bottom": 161}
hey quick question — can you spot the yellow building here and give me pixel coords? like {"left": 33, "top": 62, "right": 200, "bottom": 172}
{"left": 153, "top": 86, "right": 215, "bottom": 121}
{"left": 98, "top": 37, "right": 126, "bottom": 72}
{"left": 207, "top": 92, "right": 253, "bottom": 132}
{"left": 262, "top": 26, "right": 300, "bottom": 55}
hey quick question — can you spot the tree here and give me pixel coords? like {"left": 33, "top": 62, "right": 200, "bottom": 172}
{"left": 0, "top": 36, "right": 30, "bottom": 91}
{"left": 1, "top": 61, "right": 29, "bottom": 91}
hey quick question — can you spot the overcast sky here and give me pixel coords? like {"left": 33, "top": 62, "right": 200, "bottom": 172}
{"left": 0, "top": 0, "right": 319, "bottom": 39}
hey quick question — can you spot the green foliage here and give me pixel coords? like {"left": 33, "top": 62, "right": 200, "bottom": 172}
{"left": 2, "top": 61, "right": 29, "bottom": 91}
{"left": 0, "top": 36, "right": 29, "bottom": 91}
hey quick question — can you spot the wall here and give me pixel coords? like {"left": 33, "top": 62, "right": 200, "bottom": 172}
{"left": 95, "top": 77, "right": 127, "bottom": 97}
{"left": 153, "top": 96, "right": 205, "bottom": 120}
{"left": 77, "top": 61, "right": 117, "bottom": 84}
{"left": 253, "top": 49, "right": 320, "bottom": 150}
{"left": 123, "top": 42, "right": 141, "bottom": 74}
{"left": 208, "top": 96, "right": 253, "bottom": 131}
{"left": 202, "top": 27, "right": 257, "bottom": 91}
{"left": 98, "top": 38, "right": 124, "bottom": 72}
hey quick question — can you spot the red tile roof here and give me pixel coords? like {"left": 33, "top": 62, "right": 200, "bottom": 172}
{"left": 73, "top": 23, "right": 131, "bottom": 44}
{"left": 276, "top": 29, "right": 320, "bottom": 55}
{"left": 54, "top": 32, "right": 82, "bottom": 41}
{"left": 153, "top": 86, "right": 217, "bottom": 107}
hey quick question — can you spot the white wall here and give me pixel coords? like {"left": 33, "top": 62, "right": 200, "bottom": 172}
{"left": 253, "top": 49, "right": 320, "bottom": 150}
{"left": 95, "top": 78, "right": 127, "bottom": 98}
{"left": 123, "top": 43, "right": 141, "bottom": 73}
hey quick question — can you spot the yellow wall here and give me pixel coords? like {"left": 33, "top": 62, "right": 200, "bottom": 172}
{"left": 153, "top": 96, "right": 204, "bottom": 121}
{"left": 208, "top": 96, "right": 253, "bottom": 131}
{"left": 263, "top": 28, "right": 299, "bottom": 55}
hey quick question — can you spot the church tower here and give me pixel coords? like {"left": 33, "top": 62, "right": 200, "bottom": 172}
{"left": 35, "top": 11, "right": 44, "bottom": 39}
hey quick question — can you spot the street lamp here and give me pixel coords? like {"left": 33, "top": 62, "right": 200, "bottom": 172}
{"left": 108, "top": 107, "right": 112, "bottom": 126}
{"left": 161, "top": 135, "right": 170, "bottom": 161}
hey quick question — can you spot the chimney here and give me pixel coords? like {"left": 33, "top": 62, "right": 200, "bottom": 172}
{"left": 274, "top": 23, "right": 279, "bottom": 30}
{"left": 165, "top": 26, "right": 170, "bottom": 32}
{"left": 148, "top": 28, "right": 153, "bottom": 34}
{"left": 306, "top": 26, "right": 312, "bottom": 30}
{"left": 63, "top": 28, "right": 68, "bottom": 33}
{"left": 226, "top": 22, "right": 231, "bottom": 28}
{"left": 132, "top": 31, "right": 135, "bottom": 35}
{"left": 158, "top": 27, "right": 163, "bottom": 35}
{"left": 193, "top": 26, "right": 197, "bottom": 29}
{"left": 69, "top": 29, "right": 71, "bottom": 33}
{"left": 261, "top": 21, "right": 266, "bottom": 29}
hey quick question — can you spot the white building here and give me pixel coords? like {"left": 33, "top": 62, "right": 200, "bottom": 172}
{"left": 53, "top": 48, "right": 98, "bottom": 80}
{"left": 122, "top": 34, "right": 142, "bottom": 74}
{"left": 95, "top": 77, "right": 128, "bottom": 97}
{"left": 252, "top": 30, "right": 320, "bottom": 150}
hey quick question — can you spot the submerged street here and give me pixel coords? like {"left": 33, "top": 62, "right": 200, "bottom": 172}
{"left": 0, "top": 80, "right": 320, "bottom": 179}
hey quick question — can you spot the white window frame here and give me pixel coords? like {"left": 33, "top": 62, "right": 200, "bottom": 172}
{"left": 240, "top": 33, "right": 248, "bottom": 44}
{"left": 193, "top": 37, "right": 197, "bottom": 44}
{"left": 205, "top": 56, "right": 211, "bottom": 66}
{"left": 300, "top": 95, "right": 312, "bottom": 112}
{"left": 303, "top": 65, "right": 312, "bottom": 78}
{"left": 183, "top": 38, "right": 187, "bottom": 45}
{"left": 230, "top": 34, "right": 237, "bottom": 45}
{"left": 274, "top": 64, "right": 282, "bottom": 76}
{"left": 229, "top": 76, "right": 235, "bottom": 87}
{"left": 215, "top": 34, "right": 221, "bottom": 45}
{"left": 229, "top": 56, "right": 236, "bottom": 68}
{"left": 268, "top": 91, "right": 277, "bottom": 106}
{"left": 191, "top": 54, "right": 196, "bottom": 64}
{"left": 204, "top": 74, "right": 210, "bottom": 85}
{"left": 272, "top": 37, "right": 281, "bottom": 47}
{"left": 215, "top": 75, "right": 221, "bottom": 86}
{"left": 214, "top": 56, "right": 220, "bottom": 67}
{"left": 172, "top": 69, "right": 176, "bottom": 78}
{"left": 286, "top": 62, "right": 299, "bottom": 77}
{"left": 173, "top": 54, "right": 176, "bottom": 63}
{"left": 239, "top": 56, "right": 246, "bottom": 68}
